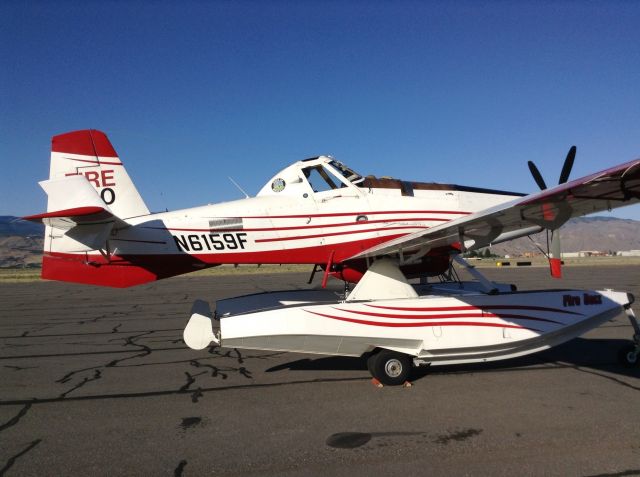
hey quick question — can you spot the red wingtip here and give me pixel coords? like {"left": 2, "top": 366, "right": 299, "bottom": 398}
{"left": 51, "top": 130, "right": 118, "bottom": 158}
{"left": 550, "top": 257, "right": 562, "bottom": 279}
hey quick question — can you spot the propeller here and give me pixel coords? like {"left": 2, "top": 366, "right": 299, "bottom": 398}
{"left": 527, "top": 146, "right": 577, "bottom": 278}
{"left": 528, "top": 145, "right": 576, "bottom": 191}
{"left": 558, "top": 145, "right": 576, "bottom": 185}
{"left": 527, "top": 161, "right": 548, "bottom": 190}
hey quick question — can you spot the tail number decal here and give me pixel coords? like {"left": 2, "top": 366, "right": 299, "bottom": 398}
{"left": 173, "top": 233, "right": 248, "bottom": 252}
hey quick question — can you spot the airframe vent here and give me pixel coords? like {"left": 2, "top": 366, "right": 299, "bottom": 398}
{"left": 209, "top": 218, "right": 243, "bottom": 230}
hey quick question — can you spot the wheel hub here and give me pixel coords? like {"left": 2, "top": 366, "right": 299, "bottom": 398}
{"left": 385, "top": 359, "right": 403, "bottom": 378}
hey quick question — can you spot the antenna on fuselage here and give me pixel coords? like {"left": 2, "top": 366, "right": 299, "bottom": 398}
{"left": 159, "top": 191, "right": 169, "bottom": 212}
{"left": 228, "top": 177, "right": 250, "bottom": 198}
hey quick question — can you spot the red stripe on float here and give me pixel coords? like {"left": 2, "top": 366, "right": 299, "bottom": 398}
{"left": 305, "top": 310, "right": 539, "bottom": 331}
{"left": 365, "top": 304, "right": 582, "bottom": 316}
{"left": 332, "top": 308, "right": 563, "bottom": 324}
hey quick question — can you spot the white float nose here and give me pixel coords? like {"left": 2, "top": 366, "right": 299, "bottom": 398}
{"left": 184, "top": 300, "right": 218, "bottom": 350}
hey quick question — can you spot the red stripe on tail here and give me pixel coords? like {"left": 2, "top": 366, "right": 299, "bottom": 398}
{"left": 51, "top": 130, "right": 118, "bottom": 158}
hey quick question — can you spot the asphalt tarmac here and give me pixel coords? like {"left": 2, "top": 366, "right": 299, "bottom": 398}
{"left": 1, "top": 265, "right": 639, "bottom": 476}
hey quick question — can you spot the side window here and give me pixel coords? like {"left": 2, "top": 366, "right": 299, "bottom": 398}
{"left": 302, "top": 166, "right": 339, "bottom": 193}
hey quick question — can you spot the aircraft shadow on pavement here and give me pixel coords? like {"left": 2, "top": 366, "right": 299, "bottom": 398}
{"left": 266, "top": 337, "right": 640, "bottom": 384}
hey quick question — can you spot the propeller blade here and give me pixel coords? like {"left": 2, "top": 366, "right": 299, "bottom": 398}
{"left": 558, "top": 146, "right": 576, "bottom": 184}
{"left": 549, "top": 230, "right": 562, "bottom": 279}
{"left": 527, "top": 161, "right": 548, "bottom": 190}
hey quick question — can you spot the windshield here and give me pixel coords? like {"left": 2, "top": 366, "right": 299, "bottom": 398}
{"left": 328, "top": 160, "right": 364, "bottom": 185}
{"left": 303, "top": 165, "right": 339, "bottom": 192}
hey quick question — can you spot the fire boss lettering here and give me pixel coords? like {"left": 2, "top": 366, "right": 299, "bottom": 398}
{"left": 173, "top": 233, "right": 248, "bottom": 252}
{"left": 583, "top": 293, "right": 602, "bottom": 305}
{"left": 563, "top": 293, "right": 602, "bottom": 307}
{"left": 563, "top": 295, "right": 581, "bottom": 307}
{"left": 65, "top": 170, "right": 117, "bottom": 205}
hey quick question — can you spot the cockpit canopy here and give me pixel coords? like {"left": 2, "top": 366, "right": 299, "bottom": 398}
{"left": 257, "top": 156, "right": 363, "bottom": 197}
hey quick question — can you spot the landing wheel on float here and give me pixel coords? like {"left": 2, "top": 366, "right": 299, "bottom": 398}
{"left": 367, "top": 350, "right": 412, "bottom": 386}
{"left": 618, "top": 343, "right": 640, "bottom": 367}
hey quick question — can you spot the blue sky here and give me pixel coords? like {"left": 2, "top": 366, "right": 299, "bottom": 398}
{"left": 2, "top": 1, "right": 640, "bottom": 219}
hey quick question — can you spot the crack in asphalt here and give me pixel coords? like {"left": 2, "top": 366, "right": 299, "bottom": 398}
{"left": 189, "top": 360, "right": 228, "bottom": 379}
{"left": 0, "top": 404, "right": 31, "bottom": 433}
{"left": 0, "top": 328, "right": 182, "bottom": 339}
{"left": 102, "top": 351, "right": 284, "bottom": 369}
{"left": 179, "top": 371, "right": 207, "bottom": 392}
{"left": 33, "top": 330, "right": 262, "bottom": 406}
{"left": 0, "top": 376, "right": 371, "bottom": 406}
{"left": 54, "top": 332, "right": 155, "bottom": 398}
{"left": 190, "top": 388, "right": 203, "bottom": 403}
{"left": 19, "top": 326, "right": 50, "bottom": 337}
{"left": 182, "top": 357, "right": 258, "bottom": 401}
{"left": 104, "top": 332, "right": 154, "bottom": 367}
{"left": 0, "top": 439, "right": 42, "bottom": 477}
{"left": 0, "top": 346, "right": 185, "bottom": 360}
{"left": 209, "top": 347, "right": 244, "bottom": 364}
{"left": 77, "top": 314, "right": 107, "bottom": 325}
{"left": 59, "top": 370, "right": 102, "bottom": 398}
{"left": 3, "top": 365, "right": 37, "bottom": 371}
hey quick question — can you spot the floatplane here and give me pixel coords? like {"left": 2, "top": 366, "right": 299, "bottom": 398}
{"left": 25, "top": 130, "right": 640, "bottom": 384}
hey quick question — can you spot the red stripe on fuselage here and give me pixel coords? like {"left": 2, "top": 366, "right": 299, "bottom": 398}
{"left": 255, "top": 225, "right": 427, "bottom": 243}
{"left": 242, "top": 210, "right": 471, "bottom": 219}
{"left": 153, "top": 216, "right": 449, "bottom": 233}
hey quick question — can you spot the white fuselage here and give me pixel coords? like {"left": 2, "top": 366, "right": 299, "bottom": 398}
{"left": 49, "top": 156, "right": 522, "bottom": 266}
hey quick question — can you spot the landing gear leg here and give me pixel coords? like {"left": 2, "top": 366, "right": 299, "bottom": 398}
{"left": 618, "top": 306, "right": 640, "bottom": 367}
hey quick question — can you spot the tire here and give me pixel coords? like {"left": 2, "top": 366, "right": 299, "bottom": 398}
{"left": 365, "top": 352, "right": 377, "bottom": 376}
{"left": 368, "top": 350, "right": 411, "bottom": 386}
{"left": 618, "top": 343, "right": 639, "bottom": 367}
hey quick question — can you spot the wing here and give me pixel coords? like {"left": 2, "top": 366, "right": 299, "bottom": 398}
{"left": 349, "top": 158, "right": 640, "bottom": 260}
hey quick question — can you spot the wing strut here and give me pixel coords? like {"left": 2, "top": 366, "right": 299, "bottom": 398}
{"left": 451, "top": 255, "right": 498, "bottom": 294}
{"left": 321, "top": 250, "right": 335, "bottom": 289}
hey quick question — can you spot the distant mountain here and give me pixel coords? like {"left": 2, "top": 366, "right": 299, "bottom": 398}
{"left": 0, "top": 217, "right": 44, "bottom": 268}
{"left": 490, "top": 216, "right": 640, "bottom": 256}
{"left": 0, "top": 216, "right": 44, "bottom": 237}
{"left": 0, "top": 215, "right": 638, "bottom": 268}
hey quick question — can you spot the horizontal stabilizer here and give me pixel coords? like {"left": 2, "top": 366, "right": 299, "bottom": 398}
{"left": 23, "top": 206, "right": 114, "bottom": 227}
{"left": 23, "top": 175, "right": 127, "bottom": 230}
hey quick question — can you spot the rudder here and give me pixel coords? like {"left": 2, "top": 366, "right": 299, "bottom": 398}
{"left": 49, "top": 130, "right": 149, "bottom": 219}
